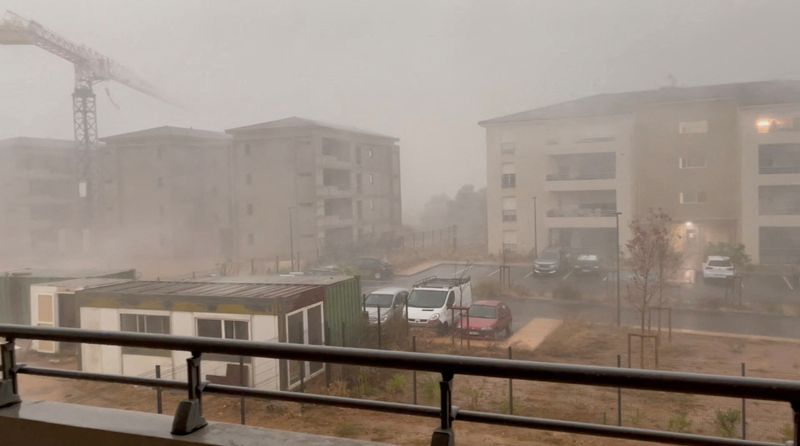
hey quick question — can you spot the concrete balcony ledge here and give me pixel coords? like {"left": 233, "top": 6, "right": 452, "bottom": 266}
{"left": 0, "top": 401, "right": 387, "bottom": 446}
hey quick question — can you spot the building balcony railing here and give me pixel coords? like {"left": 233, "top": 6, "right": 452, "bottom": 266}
{"left": 319, "top": 215, "right": 354, "bottom": 226}
{"left": 1, "top": 324, "right": 799, "bottom": 446}
{"left": 547, "top": 206, "right": 617, "bottom": 218}
{"left": 760, "top": 165, "right": 800, "bottom": 175}
{"left": 546, "top": 172, "right": 616, "bottom": 181}
{"left": 317, "top": 185, "right": 352, "bottom": 197}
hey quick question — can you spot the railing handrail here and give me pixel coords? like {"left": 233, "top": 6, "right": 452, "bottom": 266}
{"left": 2, "top": 324, "right": 800, "bottom": 402}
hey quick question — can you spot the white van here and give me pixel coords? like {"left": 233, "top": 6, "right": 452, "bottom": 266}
{"left": 406, "top": 277, "right": 472, "bottom": 333}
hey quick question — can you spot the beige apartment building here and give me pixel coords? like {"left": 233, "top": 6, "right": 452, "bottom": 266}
{"left": 97, "top": 126, "right": 233, "bottom": 264}
{"left": 481, "top": 80, "right": 800, "bottom": 265}
{"left": 0, "top": 137, "right": 82, "bottom": 265}
{"left": 225, "top": 117, "right": 402, "bottom": 263}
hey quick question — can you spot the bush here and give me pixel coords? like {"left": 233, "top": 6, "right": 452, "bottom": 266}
{"left": 781, "top": 423, "right": 793, "bottom": 443}
{"left": 706, "top": 242, "right": 751, "bottom": 269}
{"left": 421, "top": 376, "right": 440, "bottom": 404}
{"left": 667, "top": 410, "right": 693, "bottom": 433}
{"left": 714, "top": 408, "right": 741, "bottom": 438}
{"left": 385, "top": 373, "right": 407, "bottom": 396}
{"left": 474, "top": 279, "right": 501, "bottom": 299}
{"left": 553, "top": 283, "right": 581, "bottom": 300}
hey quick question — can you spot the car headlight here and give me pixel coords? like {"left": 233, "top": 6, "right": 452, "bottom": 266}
{"left": 430, "top": 313, "right": 440, "bottom": 321}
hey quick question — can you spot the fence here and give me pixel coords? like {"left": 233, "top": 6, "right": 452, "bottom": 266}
{"left": 1, "top": 324, "right": 799, "bottom": 446}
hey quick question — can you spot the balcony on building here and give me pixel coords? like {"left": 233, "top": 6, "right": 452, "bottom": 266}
{"left": 545, "top": 152, "right": 616, "bottom": 191}
{"left": 320, "top": 137, "right": 352, "bottom": 168}
{"left": 759, "top": 143, "right": 800, "bottom": 175}
{"left": 321, "top": 198, "right": 353, "bottom": 227}
{"left": 545, "top": 190, "right": 617, "bottom": 228}
{"left": 318, "top": 168, "right": 352, "bottom": 197}
{"left": 758, "top": 185, "right": 800, "bottom": 227}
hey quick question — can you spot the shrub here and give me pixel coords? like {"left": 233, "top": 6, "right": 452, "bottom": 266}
{"left": 474, "top": 279, "right": 501, "bottom": 299}
{"left": 667, "top": 410, "right": 693, "bottom": 433}
{"left": 385, "top": 373, "right": 407, "bottom": 396}
{"left": 781, "top": 423, "right": 794, "bottom": 443}
{"left": 421, "top": 376, "right": 440, "bottom": 404}
{"left": 462, "top": 387, "right": 483, "bottom": 410}
{"left": 714, "top": 408, "right": 741, "bottom": 438}
{"left": 705, "top": 242, "right": 751, "bottom": 269}
{"left": 553, "top": 283, "right": 581, "bottom": 300}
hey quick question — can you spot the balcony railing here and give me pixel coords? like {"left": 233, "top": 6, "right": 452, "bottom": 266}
{"left": 546, "top": 172, "right": 615, "bottom": 181}
{"left": 1, "top": 324, "right": 799, "bottom": 446}
{"left": 759, "top": 165, "right": 800, "bottom": 175}
{"left": 547, "top": 206, "right": 617, "bottom": 218}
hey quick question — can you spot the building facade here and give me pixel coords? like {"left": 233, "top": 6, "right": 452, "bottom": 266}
{"left": 97, "top": 126, "right": 234, "bottom": 264}
{"left": 225, "top": 117, "right": 402, "bottom": 263}
{"left": 0, "top": 137, "right": 82, "bottom": 264}
{"left": 481, "top": 80, "right": 800, "bottom": 265}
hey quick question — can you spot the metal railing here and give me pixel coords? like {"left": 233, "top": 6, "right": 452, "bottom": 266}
{"left": 0, "top": 324, "right": 798, "bottom": 446}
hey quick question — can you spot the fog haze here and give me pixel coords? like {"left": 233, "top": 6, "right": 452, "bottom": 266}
{"left": 3, "top": 0, "right": 800, "bottom": 222}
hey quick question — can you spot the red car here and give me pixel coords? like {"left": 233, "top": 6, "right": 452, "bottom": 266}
{"left": 458, "top": 300, "right": 512, "bottom": 339}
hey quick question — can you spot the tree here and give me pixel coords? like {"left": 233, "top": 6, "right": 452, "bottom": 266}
{"left": 626, "top": 209, "right": 677, "bottom": 333}
{"left": 705, "top": 242, "right": 751, "bottom": 269}
{"left": 420, "top": 185, "right": 487, "bottom": 244}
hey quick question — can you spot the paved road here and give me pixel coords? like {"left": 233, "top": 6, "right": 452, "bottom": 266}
{"left": 363, "top": 262, "right": 800, "bottom": 340}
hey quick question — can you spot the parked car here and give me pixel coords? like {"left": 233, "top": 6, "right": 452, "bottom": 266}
{"left": 457, "top": 300, "right": 512, "bottom": 339}
{"left": 573, "top": 254, "right": 601, "bottom": 275}
{"left": 407, "top": 276, "right": 472, "bottom": 333}
{"left": 354, "top": 257, "right": 394, "bottom": 280}
{"left": 364, "top": 287, "right": 409, "bottom": 326}
{"left": 702, "top": 255, "right": 735, "bottom": 281}
{"left": 533, "top": 248, "right": 568, "bottom": 276}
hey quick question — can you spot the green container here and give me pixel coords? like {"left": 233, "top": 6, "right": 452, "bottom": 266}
{"left": 0, "top": 268, "right": 136, "bottom": 325}
{"left": 320, "top": 276, "right": 365, "bottom": 347}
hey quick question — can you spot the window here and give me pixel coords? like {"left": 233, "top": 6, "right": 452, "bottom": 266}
{"left": 368, "top": 174, "right": 374, "bottom": 184}
{"left": 756, "top": 117, "right": 799, "bottom": 134}
{"left": 156, "top": 145, "right": 163, "bottom": 159}
{"left": 368, "top": 148, "right": 374, "bottom": 158}
{"left": 120, "top": 313, "right": 171, "bottom": 356}
{"left": 246, "top": 203, "right": 253, "bottom": 216}
{"left": 356, "top": 173, "right": 363, "bottom": 193}
{"left": 369, "top": 199, "right": 375, "bottom": 211}
{"left": 196, "top": 318, "right": 249, "bottom": 340}
{"left": 247, "top": 233, "right": 254, "bottom": 245}
{"left": 501, "top": 163, "right": 516, "bottom": 188}
{"left": 679, "top": 152, "right": 707, "bottom": 169}
{"left": 502, "top": 230, "right": 518, "bottom": 252}
{"left": 678, "top": 120, "right": 708, "bottom": 134}
{"left": 245, "top": 173, "right": 252, "bottom": 186}
{"left": 500, "top": 142, "right": 516, "bottom": 154}
{"left": 356, "top": 147, "right": 362, "bottom": 164}
{"left": 680, "top": 191, "right": 707, "bottom": 204}
{"left": 244, "top": 143, "right": 251, "bottom": 156}
{"left": 356, "top": 201, "right": 363, "bottom": 219}
{"left": 502, "top": 197, "right": 517, "bottom": 222}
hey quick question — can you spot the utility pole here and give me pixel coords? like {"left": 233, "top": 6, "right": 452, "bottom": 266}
{"left": 532, "top": 196, "right": 538, "bottom": 259}
{"left": 615, "top": 211, "right": 622, "bottom": 327}
{"left": 289, "top": 206, "right": 296, "bottom": 271}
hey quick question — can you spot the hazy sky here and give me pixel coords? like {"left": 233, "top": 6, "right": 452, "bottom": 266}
{"left": 3, "top": 0, "right": 800, "bottom": 223}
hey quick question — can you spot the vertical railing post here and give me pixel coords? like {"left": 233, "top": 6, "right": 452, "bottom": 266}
{"left": 412, "top": 336, "right": 418, "bottom": 405}
{"left": 617, "top": 354, "right": 622, "bottom": 426}
{"left": 239, "top": 356, "right": 246, "bottom": 425}
{"left": 431, "top": 372, "right": 455, "bottom": 446}
{"left": 792, "top": 401, "right": 800, "bottom": 446}
{"left": 377, "top": 307, "right": 382, "bottom": 349}
{"left": 507, "top": 346, "right": 513, "bottom": 415}
{"left": 155, "top": 364, "right": 163, "bottom": 414}
{"left": 741, "top": 362, "right": 746, "bottom": 439}
{"left": 0, "top": 338, "right": 21, "bottom": 408}
{"left": 171, "top": 352, "right": 207, "bottom": 435}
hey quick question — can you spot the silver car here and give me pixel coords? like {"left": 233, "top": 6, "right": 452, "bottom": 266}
{"left": 364, "top": 287, "right": 409, "bottom": 325}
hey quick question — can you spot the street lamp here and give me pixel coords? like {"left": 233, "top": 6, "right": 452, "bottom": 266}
{"left": 288, "top": 206, "right": 296, "bottom": 271}
{"left": 531, "top": 197, "right": 538, "bottom": 259}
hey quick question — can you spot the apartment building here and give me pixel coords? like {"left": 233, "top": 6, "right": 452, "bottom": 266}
{"left": 97, "top": 126, "right": 233, "bottom": 263}
{"left": 225, "top": 117, "right": 401, "bottom": 262}
{"left": 481, "top": 80, "right": 800, "bottom": 265}
{"left": 0, "top": 137, "right": 82, "bottom": 263}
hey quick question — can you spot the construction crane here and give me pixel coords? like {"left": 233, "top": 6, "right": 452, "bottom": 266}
{"left": 0, "top": 10, "right": 171, "bottom": 243}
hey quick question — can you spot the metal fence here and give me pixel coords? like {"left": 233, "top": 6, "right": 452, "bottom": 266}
{"left": 1, "top": 324, "right": 798, "bottom": 446}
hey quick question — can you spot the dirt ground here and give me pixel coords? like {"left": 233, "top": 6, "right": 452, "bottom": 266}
{"left": 15, "top": 322, "right": 800, "bottom": 445}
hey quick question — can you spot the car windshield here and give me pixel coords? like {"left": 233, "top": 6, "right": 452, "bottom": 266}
{"left": 540, "top": 250, "right": 559, "bottom": 261}
{"left": 364, "top": 293, "right": 393, "bottom": 308}
{"left": 407, "top": 289, "right": 447, "bottom": 308}
{"left": 709, "top": 259, "right": 732, "bottom": 267}
{"left": 469, "top": 305, "right": 497, "bottom": 319}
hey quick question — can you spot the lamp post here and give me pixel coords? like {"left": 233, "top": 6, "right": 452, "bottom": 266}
{"left": 614, "top": 211, "right": 622, "bottom": 327}
{"left": 532, "top": 196, "right": 538, "bottom": 259}
{"left": 289, "top": 206, "right": 296, "bottom": 271}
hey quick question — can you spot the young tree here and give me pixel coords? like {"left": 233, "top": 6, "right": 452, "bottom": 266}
{"left": 626, "top": 209, "right": 677, "bottom": 333}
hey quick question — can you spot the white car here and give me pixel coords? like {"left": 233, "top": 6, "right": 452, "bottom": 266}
{"left": 702, "top": 256, "right": 735, "bottom": 281}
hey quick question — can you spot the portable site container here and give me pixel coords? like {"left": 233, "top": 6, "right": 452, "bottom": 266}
{"left": 75, "top": 280, "right": 326, "bottom": 390}
{"left": 30, "top": 277, "right": 132, "bottom": 354}
{"left": 0, "top": 268, "right": 136, "bottom": 325}
{"left": 201, "top": 274, "right": 365, "bottom": 347}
